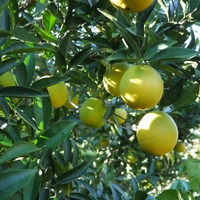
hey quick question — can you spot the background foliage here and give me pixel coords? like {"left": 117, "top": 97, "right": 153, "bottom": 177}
{"left": 0, "top": 0, "right": 199, "bottom": 199}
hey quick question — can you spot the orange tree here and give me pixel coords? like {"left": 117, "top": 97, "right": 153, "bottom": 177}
{"left": 0, "top": 0, "right": 200, "bottom": 199}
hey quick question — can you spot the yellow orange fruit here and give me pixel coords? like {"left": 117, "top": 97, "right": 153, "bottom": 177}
{"left": 103, "top": 62, "right": 130, "bottom": 97}
{"left": 0, "top": 71, "right": 16, "bottom": 87}
{"left": 110, "top": 0, "right": 154, "bottom": 13}
{"left": 79, "top": 98, "right": 107, "bottom": 128}
{"left": 110, "top": 107, "right": 127, "bottom": 125}
{"left": 47, "top": 82, "right": 68, "bottom": 108}
{"left": 136, "top": 111, "right": 178, "bottom": 156}
{"left": 64, "top": 91, "right": 79, "bottom": 109}
{"left": 174, "top": 141, "right": 186, "bottom": 153}
{"left": 119, "top": 65, "right": 163, "bottom": 110}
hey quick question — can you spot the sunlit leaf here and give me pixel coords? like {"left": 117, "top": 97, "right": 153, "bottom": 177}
{"left": 0, "top": 141, "right": 40, "bottom": 164}
{"left": 37, "top": 120, "right": 77, "bottom": 149}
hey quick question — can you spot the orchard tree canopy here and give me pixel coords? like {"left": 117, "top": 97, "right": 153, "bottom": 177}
{"left": 0, "top": 0, "right": 200, "bottom": 199}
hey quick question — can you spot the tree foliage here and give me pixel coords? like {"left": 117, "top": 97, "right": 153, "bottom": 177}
{"left": 0, "top": 0, "right": 200, "bottom": 199}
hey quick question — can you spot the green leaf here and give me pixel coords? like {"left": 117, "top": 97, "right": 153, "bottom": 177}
{"left": 0, "top": 86, "right": 49, "bottom": 97}
{"left": 42, "top": 10, "right": 57, "bottom": 32}
{"left": 131, "top": 174, "right": 139, "bottom": 194}
{"left": 37, "top": 120, "right": 77, "bottom": 149}
{"left": 0, "top": 141, "right": 40, "bottom": 164}
{"left": 33, "top": 25, "right": 58, "bottom": 44}
{"left": 0, "top": 29, "right": 12, "bottom": 37}
{"left": 173, "top": 83, "right": 199, "bottom": 108}
{"left": 107, "top": 50, "right": 137, "bottom": 62}
{"left": 111, "top": 183, "right": 129, "bottom": 199}
{"left": 24, "top": 53, "right": 36, "bottom": 86}
{"left": 69, "top": 48, "right": 91, "bottom": 69}
{"left": 33, "top": 97, "right": 52, "bottom": 131}
{"left": 23, "top": 172, "right": 42, "bottom": 200}
{"left": 160, "top": 79, "right": 184, "bottom": 106}
{"left": 84, "top": 37, "right": 112, "bottom": 48}
{"left": 135, "top": 191, "right": 148, "bottom": 200}
{"left": 170, "top": 180, "right": 191, "bottom": 191}
{"left": 0, "top": 97, "right": 10, "bottom": 121}
{"left": 13, "top": 27, "right": 40, "bottom": 43}
{"left": 144, "top": 40, "right": 177, "bottom": 60}
{"left": 69, "top": 193, "right": 92, "bottom": 200}
{"left": 185, "top": 159, "right": 200, "bottom": 192}
{"left": 149, "top": 47, "right": 198, "bottom": 62}
{"left": 113, "top": 21, "right": 141, "bottom": 58}
{"left": 0, "top": 58, "right": 25, "bottom": 75}
{"left": 15, "top": 105, "right": 38, "bottom": 130}
{"left": 0, "top": 0, "right": 10, "bottom": 12}
{"left": 0, "top": 8, "right": 10, "bottom": 46}
{"left": 156, "top": 189, "right": 180, "bottom": 200}
{"left": 56, "top": 160, "right": 91, "bottom": 185}
{"left": 0, "top": 169, "right": 37, "bottom": 199}
{"left": 31, "top": 76, "right": 70, "bottom": 90}
{"left": 157, "top": 65, "right": 184, "bottom": 78}
{"left": 2, "top": 42, "right": 54, "bottom": 55}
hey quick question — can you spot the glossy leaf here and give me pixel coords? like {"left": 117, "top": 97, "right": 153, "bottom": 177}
{"left": 24, "top": 53, "right": 36, "bottom": 86}
{"left": 33, "top": 25, "right": 58, "bottom": 44}
{"left": 2, "top": 42, "right": 54, "bottom": 55}
{"left": 69, "top": 193, "right": 92, "bottom": 200}
{"left": 149, "top": 47, "right": 198, "bottom": 62}
{"left": 0, "top": 8, "right": 10, "bottom": 46}
{"left": 84, "top": 37, "right": 112, "bottom": 48}
{"left": 33, "top": 97, "right": 52, "bottom": 131}
{"left": 160, "top": 79, "right": 184, "bottom": 106}
{"left": 23, "top": 172, "right": 42, "bottom": 200}
{"left": 42, "top": 10, "right": 57, "bottom": 32}
{"left": 56, "top": 160, "right": 91, "bottom": 185}
{"left": 69, "top": 48, "right": 91, "bottom": 69}
{"left": 15, "top": 105, "right": 38, "bottom": 130}
{"left": 173, "top": 83, "right": 199, "bottom": 108}
{"left": 0, "top": 58, "right": 24, "bottom": 75}
{"left": 0, "top": 169, "right": 38, "bottom": 199}
{"left": 185, "top": 159, "right": 200, "bottom": 192}
{"left": 144, "top": 40, "right": 177, "bottom": 60}
{"left": 156, "top": 189, "right": 180, "bottom": 200}
{"left": 0, "top": 86, "right": 49, "bottom": 97}
{"left": 13, "top": 26, "right": 40, "bottom": 43}
{"left": 37, "top": 120, "right": 77, "bottom": 149}
{"left": 31, "top": 76, "right": 70, "bottom": 90}
{"left": 0, "top": 141, "right": 40, "bottom": 164}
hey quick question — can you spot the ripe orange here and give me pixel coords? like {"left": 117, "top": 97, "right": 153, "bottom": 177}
{"left": 109, "top": 107, "right": 127, "bottom": 125}
{"left": 174, "top": 141, "right": 186, "bottom": 153}
{"left": 119, "top": 65, "right": 163, "bottom": 110}
{"left": 47, "top": 81, "right": 68, "bottom": 108}
{"left": 64, "top": 91, "right": 79, "bottom": 109}
{"left": 103, "top": 62, "right": 130, "bottom": 97}
{"left": 136, "top": 111, "right": 178, "bottom": 156}
{"left": 99, "top": 137, "right": 109, "bottom": 147}
{"left": 79, "top": 98, "right": 107, "bottom": 128}
{"left": 110, "top": 0, "right": 154, "bottom": 13}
